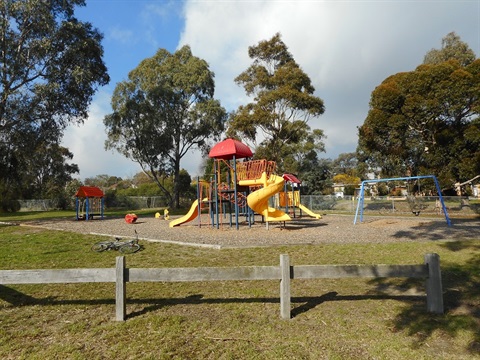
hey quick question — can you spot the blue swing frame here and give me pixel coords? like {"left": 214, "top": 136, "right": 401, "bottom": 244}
{"left": 354, "top": 175, "right": 451, "bottom": 226}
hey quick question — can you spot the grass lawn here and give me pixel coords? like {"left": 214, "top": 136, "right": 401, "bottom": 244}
{"left": 0, "top": 212, "right": 479, "bottom": 359}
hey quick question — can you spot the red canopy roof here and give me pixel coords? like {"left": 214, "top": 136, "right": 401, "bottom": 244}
{"left": 282, "top": 174, "right": 302, "bottom": 184}
{"left": 75, "top": 186, "right": 104, "bottom": 198}
{"left": 208, "top": 139, "right": 253, "bottom": 160}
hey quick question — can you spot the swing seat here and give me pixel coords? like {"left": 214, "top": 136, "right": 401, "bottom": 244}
{"left": 407, "top": 195, "right": 427, "bottom": 216}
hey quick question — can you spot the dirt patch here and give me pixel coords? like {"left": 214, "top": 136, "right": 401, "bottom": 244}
{"left": 21, "top": 213, "right": 480, "bottom": 248}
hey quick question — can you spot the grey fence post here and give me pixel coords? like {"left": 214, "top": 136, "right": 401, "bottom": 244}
{"left": 280, "top": 254, "right": 291, "bottom": 319}
{"left": 424, "top": 253, "right": 443, "bottom": 314}
{"left": 116, "top": 256, "right": 126, "bottom": 321}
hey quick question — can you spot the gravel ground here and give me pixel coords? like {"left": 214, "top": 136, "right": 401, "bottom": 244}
{"left": 22, "top": 213, "right": 480, "bottom": 249}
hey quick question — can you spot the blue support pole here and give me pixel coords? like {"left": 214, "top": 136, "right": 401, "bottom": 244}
{"left": 233, "top": 155, "right": 239, "bottom": 230}
{"left": 209, "top": 176, "right": 214, "bottom": 227}
{"left": 197, "top": 177, "right": 201, "bottom": 227}
{"left": 214, "top": 170, "right": 219, "bottom": 229}
{"left": 85, "top": 196, "right": 90, "bottom": 221}
{"left": 432, "top": 176, "right": 452, "bottom": 226}
{"left": 354, "top": 181, "right": 366, "bottom": 224}
{"left": 75, "top": 197, "right": 79, "bottom": 220}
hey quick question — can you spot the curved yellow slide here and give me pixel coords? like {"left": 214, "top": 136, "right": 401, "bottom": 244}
{"left": 241, "top": 173, "right": 291, "bottom": 222}
{"left": 169, "top": 198, "right": 207, "bottom": 227}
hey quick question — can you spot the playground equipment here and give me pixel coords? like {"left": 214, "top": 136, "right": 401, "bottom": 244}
{"left": 238, "top": 172, "right": 290, "bottom": 223}
{"left": 75, "top": 186, "right": 104, "bottom": 221}
{"left": 124, "top": 213, "right": 138, "bottom": 224}
{"left": 279, "top": 173, "right": 322, "bottom": 219}
{"left": 171, "top": 138, "right": 322, "bottom": 230}
{"left": 354, "top": 175, "right": 451, "bottom": 226}
{"left": 169, "top": 198, "right": 208, "bottom": 227}
{"left": 169, "top": 178, "right": 211, "bottom": 228}
{"left": 454, "top": 175, "right": 480, "bottom": 196}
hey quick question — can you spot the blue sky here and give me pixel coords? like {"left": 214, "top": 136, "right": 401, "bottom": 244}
{"left": 63, "top": 0, "right": 480, "bottom": 181}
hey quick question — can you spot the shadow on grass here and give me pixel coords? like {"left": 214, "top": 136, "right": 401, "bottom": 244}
{"left": 0, "top": 285, "right": 427, "bottom": 321}
{"left": 2, "top": 243, "right": 479, "bottom": 353}
{"left": 391, "top": 217, "right": 480, "bottom": 241}
{"left": 368, "top": 243, "right": 480, "bottom": 355}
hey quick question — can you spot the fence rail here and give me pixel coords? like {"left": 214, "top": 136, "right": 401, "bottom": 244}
{"left": 0, "top": 253, "right": 443, "bottom": 321}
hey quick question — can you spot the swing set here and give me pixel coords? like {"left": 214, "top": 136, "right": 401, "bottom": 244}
{"left": 354, "top": 175, "right": 451, "bottom": 226}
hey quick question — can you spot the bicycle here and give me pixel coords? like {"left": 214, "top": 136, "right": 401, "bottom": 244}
{"left": 91, "top": 230, "right": 141, "bottom": 254}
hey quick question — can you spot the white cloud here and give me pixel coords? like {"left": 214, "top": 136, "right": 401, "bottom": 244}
{"left": 62, "top": 90, "right": 143, "bottom": 180}
{"left": 107, "top": 26, "right": 135, "bottom": 45}
{"left": 143, "top": 0, "right": 180, "bottom": 20}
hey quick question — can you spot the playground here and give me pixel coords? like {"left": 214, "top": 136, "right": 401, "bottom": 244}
{"left": 26, "top": 213, "right": 480, "bottom": 248}
{"left": 2, "top": 214, "right": 479, "bottom": 360}
{"left": 167, "top": 139, "right": 322, "bottom": 230}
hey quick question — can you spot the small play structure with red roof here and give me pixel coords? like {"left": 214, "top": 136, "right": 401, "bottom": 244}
{"left": 170, "top": 138, "right": 321, "bottom": 229}
{"left": 75, "top": 186, "right": 104, "bottom": 220}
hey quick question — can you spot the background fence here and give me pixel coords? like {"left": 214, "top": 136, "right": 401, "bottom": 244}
{"left": 0, "top": 253, "right": 443, "bottom": 321}
{"left": 300, "top": 195, "right": 480, "bottom": 217}
{"left": 16, "top": 195, "right": 480, "bottom": 217}
{"left": 17, "top": 199, "right": 61, "bottom": 211}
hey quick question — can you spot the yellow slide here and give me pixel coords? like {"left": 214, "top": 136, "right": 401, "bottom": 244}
{"left": 298, "top": 203, "right": 322, "bottom": 219}
{"left": 169, "top": 198, "right": 207, "bottom": 227}
{"left": 279, "top": 191, "right": 322, "bottom": 219}
{"left": 240, "top": 173, "right": 291, "bottom": 222}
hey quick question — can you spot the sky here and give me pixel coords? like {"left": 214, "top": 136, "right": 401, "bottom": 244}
{"left": 62, "top": 0, "right": 480, "bottom": 181}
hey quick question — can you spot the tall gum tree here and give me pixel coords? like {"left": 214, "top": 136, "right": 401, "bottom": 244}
{"left": 104, "top": 46, "right": 226, "bottom": 208}
{"left": 0, "top": 0, "right": 109, "bottom": 208}
{"left": 357, "top": 33, "right": 480, "bottom": 187}
{"left": 227, "top": 33, "right": 325, "bottom": 174}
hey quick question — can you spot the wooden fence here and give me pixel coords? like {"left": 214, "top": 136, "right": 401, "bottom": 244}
{"left": 0, "top": 253, "right": 443, "bottom": 321}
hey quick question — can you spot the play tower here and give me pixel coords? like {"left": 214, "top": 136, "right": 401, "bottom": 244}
{"left": 170, "top": 139, "right": 321, "bottom": 229}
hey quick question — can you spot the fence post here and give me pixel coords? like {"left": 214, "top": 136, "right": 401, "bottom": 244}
{"left": 280, "top": 254, "right": 291, "bottom": 319}
{"left": 116, "top": 256, "right": 126, "bottom": 321}
{"left": 424, "top": 253, "right": 443, "bottom": 314}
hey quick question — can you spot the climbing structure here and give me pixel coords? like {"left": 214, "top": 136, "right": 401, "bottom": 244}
{"left": 208, "top": 138, "right": 254, "bottom": 229}
{"left": 75, "top": 186, "right": 104, "bottom": 221}
{"left": 171, "top": 138, "right": 322, "bottom": 230}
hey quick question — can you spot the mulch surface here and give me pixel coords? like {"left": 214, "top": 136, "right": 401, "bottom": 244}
{"left": 21, "top": 213, "right": 480, "bottom": 249}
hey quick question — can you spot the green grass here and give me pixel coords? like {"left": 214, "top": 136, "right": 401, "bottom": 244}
{"left": 0, "top": 217, "right": 479, "bottom": 359}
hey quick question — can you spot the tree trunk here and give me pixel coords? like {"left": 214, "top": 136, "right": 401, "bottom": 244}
{"left": 173, "top": 153, "right": 181, "bottom": 209}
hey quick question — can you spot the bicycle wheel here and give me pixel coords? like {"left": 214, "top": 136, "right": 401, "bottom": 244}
{"left": 119, "top": 243, "right": 140, "bottom": 254}
{"left": 91, "top": 242, "right": 110, "bottom": 252}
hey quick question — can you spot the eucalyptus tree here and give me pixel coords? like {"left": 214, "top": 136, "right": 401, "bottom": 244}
{"left": 0, "top": 0, "right": 109, "bottom": 209}
{"left": 104, "top": 45, "right": 226, "bottom": 208}
{"left": 227, "top": 33, "right": 325, "bottom": 173}
{"left": 424, "top": 32, "right": 476, "bottom": 67}
{"left": 332, "top": 152, "right": 360, "bottom": 177}
{"left": 357, "top": 33, "right": 479, "bottom": 186}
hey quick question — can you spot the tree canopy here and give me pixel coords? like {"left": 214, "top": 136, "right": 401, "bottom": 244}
{"left": 0, "top": 0, "right": 109, "bottom": 209}
{"left": 357, "top": 33, "right": 480, "bottom": 187}
{"left": 104, "top": 45, "right": 226, "bottom": 208}
{"left": 227, "top": 33, "right": 326, "bottom": 174}
{"left": 424, "top": 32, "right": 476, "bottom": 67}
